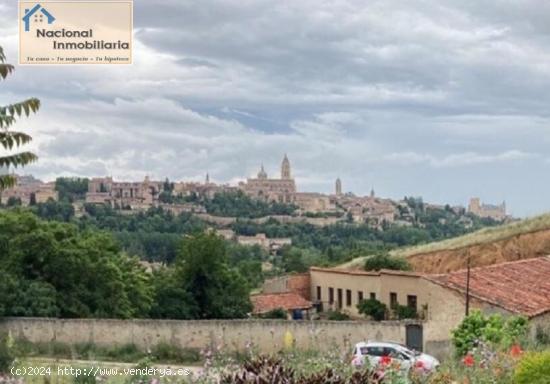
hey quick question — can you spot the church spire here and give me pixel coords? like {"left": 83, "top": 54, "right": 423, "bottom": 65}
{"left": 281, "top": 154, "right": 291, "bottom": 179}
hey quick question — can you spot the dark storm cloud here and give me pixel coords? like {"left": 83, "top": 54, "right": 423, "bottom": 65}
{"left": 1, "top": 0, "right": 550, "bottom": 215}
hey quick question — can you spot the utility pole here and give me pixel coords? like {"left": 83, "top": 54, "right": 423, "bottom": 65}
{"left": 465, "top": 253, "right": 471, "bottom": 316}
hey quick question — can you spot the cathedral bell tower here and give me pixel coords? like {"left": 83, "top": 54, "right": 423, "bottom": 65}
{"left": 281, "top": 154, "right": 291, "bottom": 179}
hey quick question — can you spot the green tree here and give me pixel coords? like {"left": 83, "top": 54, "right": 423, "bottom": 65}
{"left": 0, "top": 46, "right": 40, "bottom": 190}
{"left": 364, "top": 253, "right": 411, "bottom": 271}
{"left": 357, "top": 298, "right": 387, "bottom": 321}
{"left": 55, "top": 177, "right": 89, "bottom": 202}
{"left": 149, "top": 268, "right": 198, "bottom": 319}
{"left": 177, "top": 233, "right": 252, "bottom": 318}
{"left": 452, "top": 311, "right": 528, "bottom": 356}
{"left": 0, "top": 210, "right": 153, "bottom": 318}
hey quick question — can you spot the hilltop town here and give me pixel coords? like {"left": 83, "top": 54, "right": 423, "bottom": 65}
{"left": 0, "top": 154, "right": 509, "bottom": 227}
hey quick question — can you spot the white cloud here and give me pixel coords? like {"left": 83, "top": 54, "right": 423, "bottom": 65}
{"left": 384, "top": 150, "right": 537, "bottom": 168}
{"left": 1, "top": 0, "right": 550, "bottom": 215}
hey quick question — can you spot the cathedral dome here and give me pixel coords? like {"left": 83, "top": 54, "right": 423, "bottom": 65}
{"left": 258, "top": 164, "right": 268, "bottom": 179}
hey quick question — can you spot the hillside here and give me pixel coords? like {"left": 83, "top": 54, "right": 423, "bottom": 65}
{"left": 339, "top": 213, "right": 550, "bottom": 273}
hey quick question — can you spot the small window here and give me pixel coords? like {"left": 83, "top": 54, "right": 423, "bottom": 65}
{"left": 317, "top": 286, "right": 322, "bottom": 301}
{"left": 337, "top": 289, "right": 343, "bottom": 309}
{"left": 370, "top": 292, "right": 376, "bottom": 300}
{"left": 366, "top": 346, "right": 385, "bottom": 357}
{"left": 346, "top": 289, "right": 352, "bottom": 306}
{"left": 407, "top": 295, "right": 417, "bottom": 311}
{"left": 358, "top": 291, "right": 364, "bottom": 303}
{"left": 329, "top": 288, "right": 334, "bottom": 304}
{"left": 390, "top": 292, "right": 398, "bottom": 308}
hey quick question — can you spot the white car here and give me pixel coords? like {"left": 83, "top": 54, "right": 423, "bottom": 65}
{"left": 351, "top": 341, "right": 440, "bottom": 374}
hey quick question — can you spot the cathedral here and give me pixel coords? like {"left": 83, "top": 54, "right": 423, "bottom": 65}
{"left": 240, "top": 155, "right": 297, "bottom": 203}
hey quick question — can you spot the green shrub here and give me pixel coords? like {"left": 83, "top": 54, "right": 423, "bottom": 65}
{"left": 452, "top": 311, "right": 528, "bottom": 356}
{"left": 259, "top": 308, "right": 288, "bottom": 319}
{"left": 364, "top": 253, "right": 411, "bottom": 272}
{"left": 327, "top": 310, "right": 350, "bottom": 321}
{"left": 0, "top": 333, "right": 15, "bottom": 373}
{"left": 395, "top": 304, "right": 417, "bottom": 320}
{"left": 357, "top": 298, "right": 386, "bottom": 321}
{"left": 150, "top": 342, "right": 200, "bottom": 363}
{"left": 535, "top": 326, "right": 550, "bottom": 346}
{"left": 514, "top": 351, "right": 550, "bottom": 384}
{"left": 104, "top": 344, "right": 142, "bottom": 362}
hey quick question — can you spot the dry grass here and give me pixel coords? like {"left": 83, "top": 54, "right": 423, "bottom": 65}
{"left": 338, "top": 213, "right": 550, "bottom": 269}
{"left": 394, "top": 213, "right": 550, "bottom": 258}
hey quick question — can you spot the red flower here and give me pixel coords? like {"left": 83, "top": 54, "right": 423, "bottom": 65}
{"left": 463, "top": 353, "right": 475, "bottom": 367}
{"left": 380, "top": 355, "right": 392, "bottom": 366}
{"left": 510, "top": 344, "right": 523, "bottom": 358}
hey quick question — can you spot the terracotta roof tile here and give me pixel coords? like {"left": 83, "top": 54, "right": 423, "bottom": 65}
{"left": 424, "top": 256, "right": 550, "bottom": 318}
{"left": 251, "top": 292, "right": 312, "bottom": 314}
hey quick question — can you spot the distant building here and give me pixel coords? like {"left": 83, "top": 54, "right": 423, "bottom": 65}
{"left": 0, "top": 174, "right": 57, "bottom": 205}
{"left": 237, "top": 233, "right": 292, "bottom": 253}
{"left": 335, "top": 178, "right": 342, "bottom": 196}
{"left": 250, "top": 292, "right": 312, "bottom": 319}
{"left": 294, "top": 192, "right": 335, "bottom": 212}
{"left": 468, "top": 198, "right": 506, "bottom": 221}
{"left": 86, "top": 176, "right": 163, "bottom": 209}
{"left": 240, "top": 155, "right": 297, "bottom": 204}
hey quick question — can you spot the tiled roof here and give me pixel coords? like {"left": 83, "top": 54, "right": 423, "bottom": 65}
{"left": 251, "top": 293, "right": 312, "bottom": 314}
{"left": 424, "top": 256, "right": 550, "bottom": 318}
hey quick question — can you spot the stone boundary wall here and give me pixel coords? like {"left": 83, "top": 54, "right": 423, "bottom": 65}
{"left": 0, "top": 318, "right": 434, "bottom": 355}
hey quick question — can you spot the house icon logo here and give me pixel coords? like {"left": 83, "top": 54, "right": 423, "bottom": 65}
{"left": 22, "top": 4, "right": 56, "bottom": 32}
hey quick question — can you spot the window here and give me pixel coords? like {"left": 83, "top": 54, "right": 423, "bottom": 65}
{"left": 329, "top": 288, "right": 334, "bottom": 304}
{"left": 407, "top": 295, "right": 417, "bottom": 311}
{"left": 365, "top": 346, "right": 385, "bottom": 357}
{"left": 316, "top": 286, "right": 322, "bottom": 301}
{"left": 390, "top": 292, "right": 398, "bottom": 308}
{"left": 370, "top": 292, "right": 376, "bottom": 300}
{"left": 346, "top": 289, "right": 352, "bottom": 306}
{"left": 357, "top": 291, "right": 364, "bottom": 303}
{"left": 337, "top": 288, "right": 343, "bottom": 309}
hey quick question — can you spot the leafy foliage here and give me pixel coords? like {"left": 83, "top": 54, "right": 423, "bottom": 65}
{"left": 452, "top": 311, "right": 528, "bottom": 356}
{"left": 0, "top": 46, "right": 39, "bottom": 190}
{"left": 0, "top": 210, "right": 152, "bottom": 318}
{"left": 364, "top": 253, "right": 411, "bottom": 271}
{"left": 514, "top": 351, "right": 550, "bottom": 384}
{"left": 203, "top": 191, "right": 297, "bottom": 218}
{"left": 259, "top": 308, "right": 288, "bottom": 319}
{"left": 395, "top": 304, "right": 417, "bottom": 320}
{"left": 357, "top": 298, "right": 387, "bottom": 321}
{"left": 55, "top": 177, "right": 89, "bottom": 202}
{"left": 177, "top": 232, "right": 252, "bottom": 319}
{"left": 0, "top": 332, "right": 14, "bottom": 373}
{"left": 326, "top": 310, "right": 351, "bottom": 321}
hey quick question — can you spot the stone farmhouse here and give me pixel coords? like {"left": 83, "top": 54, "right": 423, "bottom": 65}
{"left": 258, "top": 257, "right": 550, "bottom": 353}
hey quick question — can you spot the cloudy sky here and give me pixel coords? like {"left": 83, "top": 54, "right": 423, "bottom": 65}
{"left": 2, "top": 0, "right": 550, "bottom": 217}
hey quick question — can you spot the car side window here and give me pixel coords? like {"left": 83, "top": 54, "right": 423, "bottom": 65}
{"left": 366, "top": 346, "right": 385, "bottom": 356}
